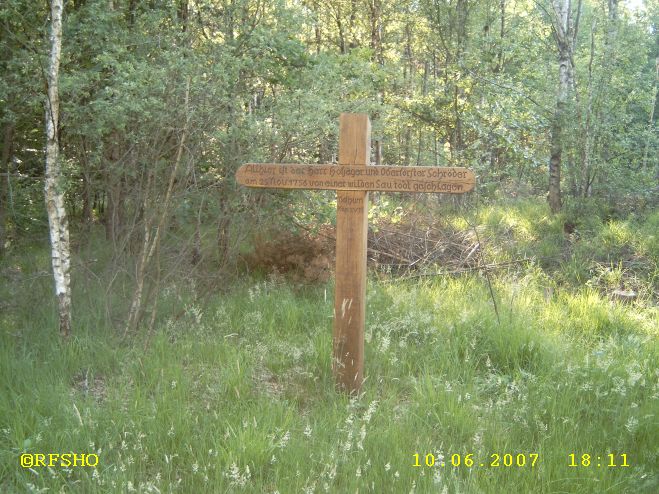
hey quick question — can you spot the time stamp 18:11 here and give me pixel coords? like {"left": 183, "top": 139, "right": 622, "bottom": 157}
{"left": 413, "top": 453, "right": 630, "bottom": 468}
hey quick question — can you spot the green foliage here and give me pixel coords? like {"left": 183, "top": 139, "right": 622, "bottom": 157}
{"left": 2, "top": 0, "right": 656, "bottom": 253}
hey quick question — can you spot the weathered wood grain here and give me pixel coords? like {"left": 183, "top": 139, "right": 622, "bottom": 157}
{"left": 333, "top": 113, "right": 369, "bottom": 393}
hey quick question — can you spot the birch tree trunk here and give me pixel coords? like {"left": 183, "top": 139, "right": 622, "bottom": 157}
{"left": 44, "top": 0, "right": 72, "bottom": 337}
{"left": 0, "top": 123, "right": 14, "bottom": 259}
{"left": 579, "top": 19, "right": 595, "bottom": 197}
{"left": 642, "top": 57, "right": 657, "bottom": 172}
{"left": 548, "top": 0, "right": 579, "bottom": 213}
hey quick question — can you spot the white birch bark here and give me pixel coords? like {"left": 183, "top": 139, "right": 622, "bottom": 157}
{"left": 642, "top": 61, "right": 657, "bottom": 172}
{"left": 45, "top": 0, "right": 71, "bottom": 336}
{"left": 548, "top": 0, "right": 579, "bottom": 213}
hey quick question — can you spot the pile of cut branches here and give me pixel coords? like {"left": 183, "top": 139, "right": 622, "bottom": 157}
{"left": 368, "top": 213, "right": 481, "bottom": 275}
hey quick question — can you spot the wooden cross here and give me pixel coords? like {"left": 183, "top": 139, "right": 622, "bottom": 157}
{"left": 236, "top": 113, "right": 475, "bottom": 393}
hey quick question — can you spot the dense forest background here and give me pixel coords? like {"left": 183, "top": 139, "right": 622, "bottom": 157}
{"left": 1, "top": 0, "right": 657, "bottom": 325}
{"left": 0, "top": 0, "right": 659, "bottom": 240}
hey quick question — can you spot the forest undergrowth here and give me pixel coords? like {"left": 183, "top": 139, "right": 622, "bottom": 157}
{"left": 1, "top": 197, "right": 657, "bottom": 493}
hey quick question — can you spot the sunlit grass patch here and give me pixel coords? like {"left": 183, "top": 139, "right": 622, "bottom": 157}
{"left": 2, "top": 269, "right": 657, "bottom": 493}
{"left": 476, "top": 199, "right": 561, "bottom": 241}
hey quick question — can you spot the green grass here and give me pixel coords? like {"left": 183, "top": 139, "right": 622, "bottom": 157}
{"left": 1, "top": 199, "right": 657, "bottom": 493}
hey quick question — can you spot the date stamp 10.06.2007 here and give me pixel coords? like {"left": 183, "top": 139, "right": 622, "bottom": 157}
{"left": 413, "top": 453, "right": 539, "bottom": 468}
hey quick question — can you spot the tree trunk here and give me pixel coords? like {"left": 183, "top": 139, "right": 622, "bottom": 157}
{"left": 348, "top": 0, "right": 357, "bottom": 49}
{"left": 607, "top": 0, "right": 618, "bottom": 43}
{"left": 128, "top": 0, "right": 137, "bottom": 26}
{"left": 642, "top": 58, "right": 657, "bottom": 171}
{"left": 368, "top": 0, "right": 383, "bottom": 64}
{"left": 103, "top": 132, "right": 124, "bottom": 248}
{"left": 335, "top": 3, "right": 346, "bottom": 54}
{"left": 548, "top": 0, "right": 578, "bottom": 213}
{"left": 82, "top": 170, "right": 93, "bottom": 223}
{"left": 44, "top": 0, "right": 72, "bottom": 337}
{"left": 314, "top": 8, "right": 322, "bottom": 55}
{"left": 548, "top": 57, "right": 568, "bottom": 212}
{"left": 104, "top": 169, "right": 124, "bottom": 246}
{"left": 579, "top": 19, "right": 596, "bottom": 197}
{"left": 79, "top": 137, "right": 93, "bottom": 224}
{"left": 494, "top": 0, "right": 505, "bottom": 73}
{"left": 178, "top": 0, "right": 188, "bottom": 31}
{"left": 0, "top": 123, "right": 14, "bottom": 258}
{"left": 374, "top": 140, "right": 382, "bottom": 166}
